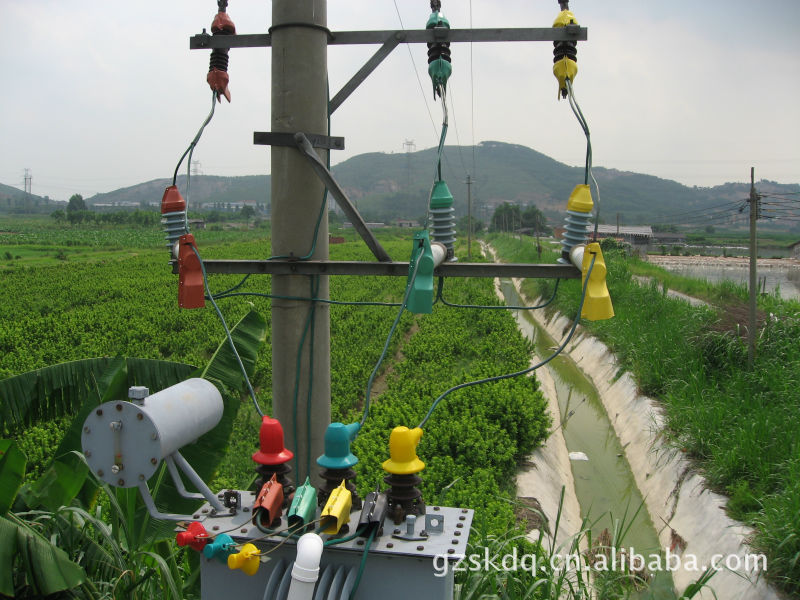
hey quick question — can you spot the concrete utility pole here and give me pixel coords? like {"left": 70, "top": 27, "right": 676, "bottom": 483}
{"left": 747, "top": 167, "right": 759, "bottom": 369}
{"left": 465, "top": 174, "right": 473, "bottom": 258}
{"left": 271, "top": 0, "right": 330, "bottom": 485}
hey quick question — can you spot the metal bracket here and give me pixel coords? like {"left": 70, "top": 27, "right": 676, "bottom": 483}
{"left": 253, "top": 132, "right": 345, "bottom": 150}
{"left": 293, "top": 133, "right": 392, "bottom": 263}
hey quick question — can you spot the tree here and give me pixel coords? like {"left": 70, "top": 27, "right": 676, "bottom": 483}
{"left": 66, "top": 194, "right": 86, "bottom": 212}
{"left": 490, "top": 202, "right": 521, "bottom": 232}
{"left": 521, "top": 204, "right": 550, "bottom": 234}
{"left": 50, "top": 209, "right": 66, "bottom": 223}
{"left": 458, "top": 215, "right": 484, "bottom": 234}
{"left": 240, "top": 204, "right": 256, "bottom": 222}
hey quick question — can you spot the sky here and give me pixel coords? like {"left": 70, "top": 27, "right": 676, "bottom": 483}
{"left": 2, "top": 0, "right": 799, "bottom": 201}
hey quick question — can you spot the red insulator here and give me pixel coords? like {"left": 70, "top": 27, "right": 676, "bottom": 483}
{"left": 252, "top": 417, "right": 294, "bottom": 466}
{"left": 160, "top": 185, "right": 186, "bottom": 214}
{"left": 176, "top": 521, "right": 209, "bottom": 552}
{"left": 178, "top": 234, "right": 205, "bottom": 309}
{"left": 207, "top": 11, "right": 236, "bottom": 102}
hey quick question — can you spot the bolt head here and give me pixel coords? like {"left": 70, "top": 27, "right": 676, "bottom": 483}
{"left": 115, "top": 404, "right": 123, "bottom": 411}
{"left": 85, "top": 451, "right": 91, "bottom": 458}
{"left": 139, "top": 474, "right": 145, "bottom": 481}
{"left": 118, "top": 479, "right": 125, "bottom": 486}
{"left": 97, "top": 469, "right": 104, "bottom": 477}
{"left": 111, "top": 465, "right": 121, "bottom": 474}
{"left": 136, "top": 413, "right": 144, "bottom": 421}
{"left": 83, "top": 426, "right": 90, "bottom": 434}
{"left": 150, "top": 458, "right": 158, "bottom": 465}
{"left": 96, "top": 409, "right": 103, "bottom": 416}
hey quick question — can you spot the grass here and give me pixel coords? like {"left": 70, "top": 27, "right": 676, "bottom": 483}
{"left": 490, "top": 233, "right": 800, "bottom": 596}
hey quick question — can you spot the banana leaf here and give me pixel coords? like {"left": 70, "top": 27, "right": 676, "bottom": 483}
{"left": 0, "top": 514, "right": 86, "bottom": 597}
{"left": 0, "top": 440, "right": 26, "bottom": 515}
{"left": 0, "top": 357, "right": 196, "bottom": 431}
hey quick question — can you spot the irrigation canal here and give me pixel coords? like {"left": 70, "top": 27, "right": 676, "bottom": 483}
{"left": 500, "top": 279, "right": 675, "bottom": 595}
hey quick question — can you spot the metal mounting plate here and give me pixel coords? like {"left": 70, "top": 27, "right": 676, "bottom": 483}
{"left": 253, "top": 132, "right": 345, "bottom": 150}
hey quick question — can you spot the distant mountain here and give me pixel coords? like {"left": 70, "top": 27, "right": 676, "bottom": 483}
{"left": 0, "top": 183, "right": 60, "bottom": 213}
{"left": 11, "top": 142, "right": 796, "bottom": 228}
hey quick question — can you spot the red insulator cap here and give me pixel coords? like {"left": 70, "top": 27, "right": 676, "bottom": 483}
{"left": 211, "top": 12, "right": 236, "bottom": 34}
{"left": 178, "top": 234, "right": 205, "bottom": 309}
{"left": 161, "top": 185, "right": 186, "bottom": 215}
{"left": 252, "top": 416, "right": 294, "bottom": 466}
{"left": 207, "top": 69, "right": 231, "bottom": 103}
{"left": 176, "top": 521, "right": 209, "bottom": 552}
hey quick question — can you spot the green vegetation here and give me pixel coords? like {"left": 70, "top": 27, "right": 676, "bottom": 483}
{"left": 491, "top": 233, "right": 800, "bottom": 596}
{"left": 1, "top": 226, "right": 558, "bottom": 597}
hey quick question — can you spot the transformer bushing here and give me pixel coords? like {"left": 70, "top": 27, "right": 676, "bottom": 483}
{"left": 559, "top": 184, "right": 593, "bottom": 264}
{"left": 316, "top": 422, "right": 362, "bottom": 510}
{"left": 429, "top": 180, "right": 456, "bottom": 260}
{"left": 383, "top": 473, "right": 426, "bottom": 524}
{"left": 252, "top": 417, "right": 295, "bottom": 507}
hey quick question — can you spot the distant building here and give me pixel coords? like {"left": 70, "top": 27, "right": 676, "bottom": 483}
{"left": 188, "top": 218, "right": 206, "bottom": 230}
{"left": 396, "top": 219, "right": 419, "bottom": 228}
{"left": 651, "top": 231, "right": 687, "bottom": 245}
{"left": 343, "top": 222, "right": 385, "bottom": 229}
{"left": 789, "top": 240, "right": 800, "bottom": 259}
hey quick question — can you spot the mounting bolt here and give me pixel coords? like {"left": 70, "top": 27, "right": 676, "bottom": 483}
{"left": 151, "top": 433, "right": 158, "bottom": 441}
{"left": 416, "top": 545, "right": 424, "bottom": 551}
{"left": 97, "top": 469, "right": 104, "bottom": 477}
{"left": 139, "top": 474, "right": 145, "bottom": 481}
{"left": 96, "top": 409, "right": 103, "bottom": 416}
{"left": 111, "top": 464, "right": 123, "bottom": 474}
{"left": 83, "top": 426, "right": 90, "bottom": 434}
{"left": 115, "top": 403, "right": 123, "bottom": 411}
{"left": 118, "top": 479, "right": 125, "bottom": 486}
{"left": 85, "top": 451, "right": 91, "bottom": 458}
{"left": 150, "top": 458, "right": 157, "bottom": 465}
{"left": 448, "top": 548, "right": 455, "bottom": 554}
{"left": 136, "top": 413, "right": 144, "bottom": 421}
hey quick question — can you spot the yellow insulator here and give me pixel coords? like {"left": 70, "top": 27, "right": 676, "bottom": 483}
{"left": 553, "top": 58, "right": 578, "bottom": 98}
{"left": 320, "top": 480, "right": 353, "bottom": 534}
{"left": 227, "top": 543, "right": 260, "bottom": 576}
{"left": 581, "top": 243, "right": 615, "bottom": 321}
{"left": 553, "top": 9, "right": 578, "bottom": 28}
{"left": 553, "top": 9, "right": 579, "bottom": 98}
{"left": 382, "top": 426, "right": 425, "bottom": 475}
{"left": 566, "top": 184, "right": 593, "bottom": 214}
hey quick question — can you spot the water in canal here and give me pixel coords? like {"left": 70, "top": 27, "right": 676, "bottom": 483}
{"left": 500, "top": 280, "right": 664, "bottom": 557}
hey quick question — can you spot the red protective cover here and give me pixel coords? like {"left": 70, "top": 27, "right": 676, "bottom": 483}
{"left": 178, "top": 234, "right": 205, "bottom": 309}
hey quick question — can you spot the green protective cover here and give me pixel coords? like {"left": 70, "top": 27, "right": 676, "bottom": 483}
{"left": 317, "top": 422, "right": 359, "bottom": 470}
{"left": 288, "top": 478, "right": 318, "bottom": 528}
{"left": 429, "top": 180, "right": 454, "bottom": 209}
{"left": 407, "top": 231, "right": 435, "bottom": 315}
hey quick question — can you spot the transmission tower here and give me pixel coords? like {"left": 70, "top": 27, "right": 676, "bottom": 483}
{"left": 24, "top": 168, "right": 32, "bottom": 195}
{"left": 191, "top": 160, "right": 203, "bottom": 176}
{"left": 403, "top": 140, "right": 416, "bottom": 208}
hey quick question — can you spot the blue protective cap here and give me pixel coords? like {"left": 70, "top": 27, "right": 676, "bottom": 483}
{"left": 317, "top": 422, "right": 360, "bottom": 470}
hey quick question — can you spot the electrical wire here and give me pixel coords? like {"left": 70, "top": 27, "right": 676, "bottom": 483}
{"left": 173, "top": 91, "right": 217, "bottom": 189}
{"left": 436, "top": 276, "right": 561, "bottom": 310}
{"left": 565, "top": 78, "right": 599, "bottom": 239}
{"left": 360, "top": 243, "right": 425, "bottom": 429}
{"left": 190, "top": 243, "right": 264, "bottom": 417}
{"left": 417, "top": 254, "right": 596, "bottom": 428}
{"left": 348, "top": 527, "right": 377, "bottom": 600}
{"left": 323, "top": 526, "right": 367, "bottom": 547}
{"left": 209, "top": 291, "right": 403, "bottom": 308}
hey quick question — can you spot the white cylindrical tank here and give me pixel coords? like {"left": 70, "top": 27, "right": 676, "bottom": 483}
{"left": 81, "top": 378, "right": 223, "bottom": 488}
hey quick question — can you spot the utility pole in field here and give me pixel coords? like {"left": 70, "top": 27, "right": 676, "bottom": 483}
{"left": 465, "top": 173, "right": 474, "bottom": 258}
{"left": 747, "top": 167, "right": 760, "bottom": 369}
{"left": 270, "top": 0, "right": 330, "bottom": 485}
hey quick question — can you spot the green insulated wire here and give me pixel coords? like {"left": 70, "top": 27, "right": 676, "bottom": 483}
{"left": 349, "top": 527, "right": 377, "bottom": 600}
{"left": 417, "top": 254, "right": 597, "bottom": 428}
{"left": 190, "top": 244, "right": 264, "bottom": 417}
{"left": 565, "top": 78, "right": 601, "bottom": 238}
{"left": 359, "top": 243, "right": 425, "bottom": 430}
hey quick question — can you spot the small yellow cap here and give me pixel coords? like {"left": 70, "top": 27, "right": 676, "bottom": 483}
{"left": 382, "top": 426, "right": 425, "bottom": 475}
{"left": 227, "top": 543, "right": 260, "bottom": 576}
{"left": 566, "top": 184, "right": 593, "bottom": 214}
{"left": 553, "top": 9, "right": 578, "bottom": 28}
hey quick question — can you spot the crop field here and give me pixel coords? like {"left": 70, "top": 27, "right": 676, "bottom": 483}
{"left": 2, "top": 222, "right": 569, "bottom": 597}
{"left": 491, "top": 233, "right": 800, "bottom": 596}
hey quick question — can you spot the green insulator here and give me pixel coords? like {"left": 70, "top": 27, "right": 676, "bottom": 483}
{"left": 426, "top": 10, "right": 451, "bottom": 97}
